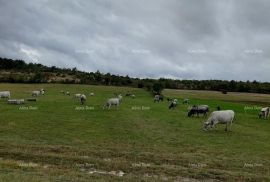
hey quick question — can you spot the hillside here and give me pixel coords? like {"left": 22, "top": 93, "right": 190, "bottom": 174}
{"left": 1, "top": 57, "right": 270, "bottom": 94}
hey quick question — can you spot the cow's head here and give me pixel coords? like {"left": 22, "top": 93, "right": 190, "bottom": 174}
{"left": 259, "top": 111, "right": 265, "bottom": 118}
{"left": 188, "top": 110, "right": 193, "bottom": 117}
{"left": 203, "top": 121, "right": 211, "bottom": 130}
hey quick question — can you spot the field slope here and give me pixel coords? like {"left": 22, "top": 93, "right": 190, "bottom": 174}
{"left": 0, "top": 84, "right": 269, "bottom": 181}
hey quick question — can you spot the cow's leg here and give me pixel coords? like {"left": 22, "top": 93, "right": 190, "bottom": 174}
{"left": 225, "top": 123, "right": 228, "bottom": 131}
{"left": 204, "top": 112, "right": 207, "bottom": 117}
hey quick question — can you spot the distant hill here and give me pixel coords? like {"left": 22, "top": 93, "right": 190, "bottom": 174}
{"left": 1, "top": 57, "right": 270, "bottom": 94}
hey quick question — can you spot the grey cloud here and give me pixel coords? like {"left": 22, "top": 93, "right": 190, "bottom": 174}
{"left": 0, "top": 0, "right": 269, "bottom": 81}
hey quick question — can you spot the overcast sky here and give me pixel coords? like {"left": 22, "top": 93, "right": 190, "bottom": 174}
{"left": 0, "top": 0, "right": 269, "bottom": 81}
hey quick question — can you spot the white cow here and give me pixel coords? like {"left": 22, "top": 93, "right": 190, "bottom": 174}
{"left": 203, "top": 110, "right": 235, "bottom": 131}
{"left": 103, "top": 95, "right": 122, "bottom": 110}
{"left": 32, "top": 89, "right": 44, "bottom": 96}
{"left": 259, "top": 107, "right": 270, "bottom": 119}
{"left": 80, "top": 94, "right": 87, "bottom": 105}
{"left": 74, "top": 93, "right": 81, "bottom": 98}
{"left": 32, "top": 91, "right": 41, "bottom": 96}
{"left": 0, "top": 91, "right": 11, "bottom": 99}
{"left": 90, "top": 92, "right": 95, "bottom": 96}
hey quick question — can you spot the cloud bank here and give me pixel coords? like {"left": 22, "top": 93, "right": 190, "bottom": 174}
{"left": 0, "top": 0, "right": 269, "bottom": 81}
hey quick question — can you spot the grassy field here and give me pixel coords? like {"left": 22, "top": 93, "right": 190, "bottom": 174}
{"left": 0, "top": 83, "right": 269, "bottom": 181}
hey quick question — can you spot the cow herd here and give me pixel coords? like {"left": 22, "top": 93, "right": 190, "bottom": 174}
{"left": 0, "top": 89, "right": 45, "bottom": 105}
{"left": 154, "top": 94, "right": 269, "bottom": 131}
{"left": 61, "top": 91, "right": 125, "bottom": 109}
{"left": 0, "top": 90, "right": 269, "bottom": 132}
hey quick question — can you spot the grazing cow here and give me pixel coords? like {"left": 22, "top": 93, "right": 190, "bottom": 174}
{"left": 203, "top": 110, "right": 235, "bottom": 131}
{"left": 0, "top": 91, "right": 11, "bottom": 99}
{"left": 32, "top": 89, "right": 44, "bottom": 97}
{"left": 183, "top": 99, "right": 189, "bottom": 104}
{"left": 66, "top": 91, "right": 70, "bottom": 96}
{"left": 104, "top": 98, "right": 120, "bottom": 109}
{"left": 80, "top": 94, "right": 87, "bottom": 105}
{"left": 259, "top": 107, "right": 270, "bottom": 119}
{"left": 32, "top": 91, "right": 39, "bottom": 96}
{"left": 90, "top": 92, "right": 95, "bottom": 96}
{"left": 169, "top": 99, "right": 178, "bottom": 109}
{"left": 103, "top": 95, "right": 122, "bottom": 110}
{"left": 74, "top": 93, "right": 81, "bottom": 98}
{"left": 154, "top": 95, "right": 163, "bottom": 102}
{"left": 188, "top": 105, "right": 209, "bottom": 117}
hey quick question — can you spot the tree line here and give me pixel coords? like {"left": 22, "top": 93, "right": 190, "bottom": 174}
{"left": 1, "top": 57, "right": 270, "bottom": 94}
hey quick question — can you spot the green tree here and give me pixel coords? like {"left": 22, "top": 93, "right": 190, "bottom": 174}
{"left": 152, "top": 82, "right": 164, "bottom": 94}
